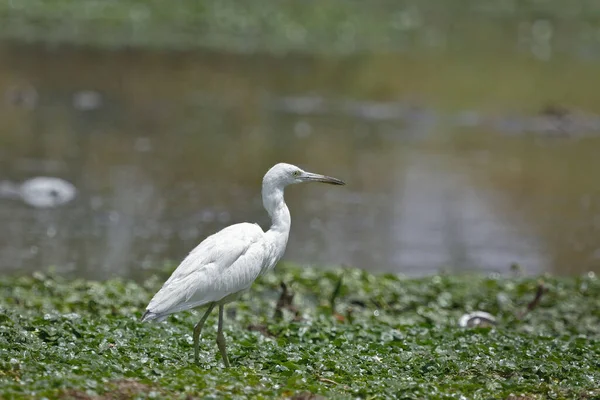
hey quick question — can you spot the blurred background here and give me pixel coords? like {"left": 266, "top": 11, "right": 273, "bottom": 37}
{"left": 1, "top": 0, "right": 600, "bottom": 280}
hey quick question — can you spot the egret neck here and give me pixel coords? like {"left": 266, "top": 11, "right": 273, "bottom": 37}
{"left": 262, "top": 178, "right": 291, "bottom": 264}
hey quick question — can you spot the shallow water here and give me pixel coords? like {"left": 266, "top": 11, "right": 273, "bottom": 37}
{"left": 1, "top": 41, "right": 599, "bottom": 280}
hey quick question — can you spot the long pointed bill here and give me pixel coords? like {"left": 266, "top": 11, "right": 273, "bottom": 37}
{"left": 301, "top": 172, "right": 346, "bottom": 185}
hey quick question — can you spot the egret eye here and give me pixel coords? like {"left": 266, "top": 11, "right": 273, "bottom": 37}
{"left": 293, "top": 170, "right": 301, "bottom": 177}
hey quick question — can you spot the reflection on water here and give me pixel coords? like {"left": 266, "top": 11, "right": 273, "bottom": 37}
{"left": 1, "top": 44, "right": 599, "bottom": 280}
{"left": 390, "top": 152, "right": 547, "bottom": 274}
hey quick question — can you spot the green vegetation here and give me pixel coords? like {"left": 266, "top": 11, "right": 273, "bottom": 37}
{"left": 1, "top": 0, "right": 600, "bottom": 53}
{"left": 1, "top": 265, "right": 599, "bottom": 399}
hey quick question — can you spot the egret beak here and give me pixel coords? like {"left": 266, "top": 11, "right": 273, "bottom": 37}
{"left": 301, "top": 172, "right": 346, "bottom": 185}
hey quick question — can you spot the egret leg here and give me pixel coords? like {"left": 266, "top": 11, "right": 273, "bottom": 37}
{"left": 216, "top": 305, "right": 230, "bottom": 368}
{"left": 193, "top": 303, "right": 216, "bottom": 365}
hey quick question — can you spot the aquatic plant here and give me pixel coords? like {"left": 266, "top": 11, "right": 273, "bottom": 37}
{"left": 1, "top": 265, "right": 598, "bottom": 399}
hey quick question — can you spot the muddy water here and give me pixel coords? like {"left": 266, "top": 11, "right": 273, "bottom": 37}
{"left": 1, "top": 44, "right": 599, "bottom": 280}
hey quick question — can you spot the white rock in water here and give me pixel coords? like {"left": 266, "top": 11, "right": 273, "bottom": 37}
{"left": 19, "top": 177, "right": 77, "bottom": 208}
{"left": 458, "top": 311, "right": 496, "bottom": 328}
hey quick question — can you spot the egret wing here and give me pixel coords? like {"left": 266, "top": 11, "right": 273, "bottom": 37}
{"left": 144, "top": 223, "right": 266, "bottom": 319}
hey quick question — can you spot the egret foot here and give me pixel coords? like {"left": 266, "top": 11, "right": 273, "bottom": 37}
{"left": 216, "top": 305, "right": 230, "bottom": 367}
{"left": 193, "top": 303, "right": 215, "bottom": 365}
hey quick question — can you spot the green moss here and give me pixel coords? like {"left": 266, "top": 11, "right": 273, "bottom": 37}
{"left": 1, "top": 265, "right": 599, "bottom": 399}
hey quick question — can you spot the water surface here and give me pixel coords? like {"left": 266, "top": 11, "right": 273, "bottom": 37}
{"left": 1, "top": 43, "right": 599, "bottom": 280}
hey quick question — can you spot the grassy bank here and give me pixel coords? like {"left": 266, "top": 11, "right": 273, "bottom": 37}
{"left": 1, "top": 0, "right": 600, "bottom": 53}
{"left": 1, "top": 265, "right": 599, "bottom": 399}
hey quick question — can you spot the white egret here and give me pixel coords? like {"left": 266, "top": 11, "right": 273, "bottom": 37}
{"left": 141, "top": 163, "right": 345, "bottom": 367}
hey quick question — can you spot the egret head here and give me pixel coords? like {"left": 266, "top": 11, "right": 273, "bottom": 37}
{"left": 263, "top": 163, "right": 345, "bottom": 189}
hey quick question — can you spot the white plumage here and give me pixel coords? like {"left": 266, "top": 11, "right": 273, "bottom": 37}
{"left": 141, "top": 162, "right": 344, "bottom": 367}
{"left": 143, "top": 223, "right": 265, "bottom": 320}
